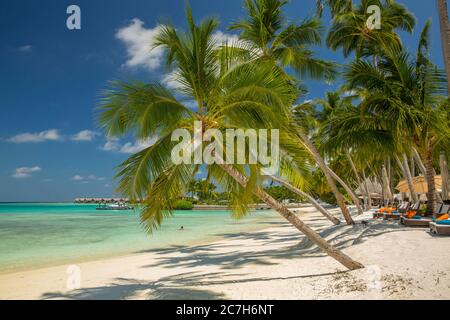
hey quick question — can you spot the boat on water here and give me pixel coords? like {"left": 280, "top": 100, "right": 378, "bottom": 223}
{"left": 96, "top": 202, "right": 133, "bottom": 211}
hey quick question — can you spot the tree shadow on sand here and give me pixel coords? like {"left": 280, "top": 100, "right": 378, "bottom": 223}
{"left": 134, "top": 220, "right": 411, "bottom": 270}
{"left": 41, "top": 269, "right": 350, "bottom": 300}
{"left": 41, "top": 274, "right": 226, "bottom": 300}
{"left": 40, "top": 219, "right": 409, "bottom": 300}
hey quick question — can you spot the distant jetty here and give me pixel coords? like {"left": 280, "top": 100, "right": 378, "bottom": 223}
{"left": 74, "top": 198, "right": 130, "bottom": 204}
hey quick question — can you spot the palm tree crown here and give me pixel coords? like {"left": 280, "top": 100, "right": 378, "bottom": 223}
{"left": 326, "top": 0, "right": 416, "bottom": 59}
{"left": 230, "top": 0, "right": 337, "bottom": 81}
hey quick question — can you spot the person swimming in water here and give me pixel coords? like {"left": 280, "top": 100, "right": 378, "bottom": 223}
{"left": 179, "top": 226, "right": 184, "bottom": 230}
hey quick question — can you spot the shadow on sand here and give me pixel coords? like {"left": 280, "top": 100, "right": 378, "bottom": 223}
{"left": 41, "top": 219, "right": 409, "bottom": 300}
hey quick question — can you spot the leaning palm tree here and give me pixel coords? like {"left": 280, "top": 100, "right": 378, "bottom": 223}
{"left": 437, "top": 0, "right": 450, "bottom": 92}
{"left": 230, "top": 0, "right": 356, "bottom": 224}
{"left": 98, "top": 7, "right": 363, "bottom": 269}
{"left": 309, "top": 91, "right": 365, "bottom": 215}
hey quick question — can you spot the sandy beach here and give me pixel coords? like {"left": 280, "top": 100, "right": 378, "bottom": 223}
{"left": 1, "top": 206, "right": 449, "bottom": 300}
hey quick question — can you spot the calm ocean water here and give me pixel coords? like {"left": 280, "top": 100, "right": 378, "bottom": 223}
{"left": 0, "top": 203, "right": 279, "bottom": 274}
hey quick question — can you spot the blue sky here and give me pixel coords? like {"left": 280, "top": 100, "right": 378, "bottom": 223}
{"left": 0, "top": 0, "right": 446, "bottom": 202}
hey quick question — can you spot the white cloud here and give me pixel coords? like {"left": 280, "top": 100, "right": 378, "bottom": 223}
{"left": 43, "top": 178, "right": 53, "bottom": 182}
{"left": 12, "top": 166, "right": 41, "bottom": 179}
{"left": 71, "top": 174, "right": 105, "bottom": 182}
{"left": 116, "top": 18, "right": 241, "bottom": 73}
{"left": 161, "top": 70, "right": 184, "bottom": 91}
{"left": 9, "top": 129, "right": 61, "bottom": 143}
{"left": 100, "top": 137, "right": 155, "bottom": 154}
{"left": 17, "top": 45, "right": 32, "bottom": 52}
{"left": 71, "top": 175, "right": 84, "bottom": 181}
{"left": 100, "top": 137, "right": 121, "bottom": 152}
{"left": 87, "top": 175, "right": 105, "bottom": 181}
{"left": 71, "top": 130, "right": 99, "bottom": 141}
{"left": 119, "top": 140, "right": 154, "bottom": 154}
{"left": 212, "top": 31, "right": 239, "bottom": 46}
{"left": 116, "top": 19, "right": 163, "bottom": 71}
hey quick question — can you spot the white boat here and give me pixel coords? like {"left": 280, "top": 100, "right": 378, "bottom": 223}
{"left": 96, "top": 202, "right": 133, "bottom": 211}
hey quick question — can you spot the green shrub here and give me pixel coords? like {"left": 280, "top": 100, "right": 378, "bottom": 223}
{"left": 173, "top": 199, "right": 194, "bottom": 210}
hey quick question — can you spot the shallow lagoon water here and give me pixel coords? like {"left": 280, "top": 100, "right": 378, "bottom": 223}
{"left": 0, "top": 203, "right": 279, "bottom": 273}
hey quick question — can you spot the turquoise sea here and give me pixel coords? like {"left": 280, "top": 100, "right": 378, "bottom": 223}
{"left": 0, "top": 203, "right": 279, "bottom": 274}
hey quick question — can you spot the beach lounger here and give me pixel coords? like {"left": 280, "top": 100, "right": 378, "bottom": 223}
{"left": 403, "top": 204, "right": 449, "bottom": 228}
{"left": 373, "top": 202, "right": 405, "bottom": 219}
{"left": 430, "top": 219, "right": 450, "bottom": 236}
{"left": 384, "top": 202, "right": 411, "bottom": 220}
{"left": 398, "top": 202, "right": 421, "bottom": 223}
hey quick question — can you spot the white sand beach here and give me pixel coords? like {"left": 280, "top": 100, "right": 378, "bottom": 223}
{"left": 1, "top": 206, "right": 450, "bottom": 300}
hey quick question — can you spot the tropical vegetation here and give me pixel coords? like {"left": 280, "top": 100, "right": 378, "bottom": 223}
{"left": 98, "top": 0, "right": 450, "bottom": 271}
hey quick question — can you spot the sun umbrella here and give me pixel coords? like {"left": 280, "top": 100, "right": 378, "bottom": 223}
{"left": 396, "top": 175, "right": 443, "bottom": 193}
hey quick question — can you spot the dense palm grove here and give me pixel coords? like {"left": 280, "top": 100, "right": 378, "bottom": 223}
{"left": 98, "top": 0, "right": 450, "bottom": 269}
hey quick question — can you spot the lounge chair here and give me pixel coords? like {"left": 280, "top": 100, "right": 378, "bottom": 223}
{"left": 398, "top": 202, "right": 421, "bottom": 223}
{"left": 373, "top": 202, "right": 404, "bottom": 219}
{"left": 384, "top": 202, "right": 411, "bottom": 220}
{"left": 403, "top": 204, "right": 449, "bottom": 228}
{"left": 430, "top": 214, "right": 450, "bottom": 236}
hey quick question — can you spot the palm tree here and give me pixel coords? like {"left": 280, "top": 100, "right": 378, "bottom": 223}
{"left": 230, "top": 0, "right": 356, "bottom": 224}
{"left": 230, "top": 0, "right": 337, "bottom": 81}
{"left": 269, "top": 175, "right": 341, "bottom": 224}
{"left": 316, "top": 0, "right": 352, "bottom": 18}
{"left": 342, "top": 21, "right": 450, "bottom": 213}
{"left": 437, "top": 0, "right": 450, "bottom": 92}
{"left": 98, "top": 7, "right": 363, "bottom": 270}
{"left": 310, "top": 91, "right": 365, "bottom": 214}
{"left": 326, "top": 0, "right": 415, "bottom": 59}
{"left": 440, "top": 151, "right": 449, "bottom": 200}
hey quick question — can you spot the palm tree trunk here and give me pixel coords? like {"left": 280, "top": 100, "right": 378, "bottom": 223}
{"left": 412, "top": 147, "right": 427, "bottom": 174}
{"left": 347, "top": 153, "right": 369, "bottom": 210}
{"left": 297, "top": 130, "right": 355, "bottom": 225}
{"left": 437, "top": 0, "right": 450, "bottom": 92}
{"left": 327, "top": 166, "right": 364, "bottom": 215}
{"left": 422, "top": 147, "right": 437, "bottom": 214}
{"left": 388, "top": 157, "right": 394, "bottom": 199}
{"left": 379, "top": 171, "right": 386, "bottom": 206}
{"left": 220, "top": 164, "right": 364, "bottom": 270}
{"left": 396, "top": 155, "right": 419, "bottom": 202}
{"left": 412, "top": 147, "right": 442, "bottom": 202}
{"left": 269, "top": 175, "right": 341, "bottom": 225}
{"left": 440, "top": 151, "right": 449, "bottom": 201}
{"left": 362, "top": 168, "right": 372, "bottom": 208}
{"left": 382, "top": 165, "right": 393, "bottom": 203}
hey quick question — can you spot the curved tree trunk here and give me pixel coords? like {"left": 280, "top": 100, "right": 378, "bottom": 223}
{"left": 396, "top": 155, "right": 419, "bottom": 203}
{"left": 269, "top": 175, "right": 341, "bottom": 225}
{"left": 327, "top": 166, "right": 364, "bottom": 215}
{"left": 347, "top": 153, "right": 369, "bottom": 210}
{"left": 379, "top": 171, "right": 387, "bottom": 206}
{"left": 362, "top": 169, "right": 372, "bottom": 208}
{"left": 220, "top": 164, "right": 364, "bottom": 270}
{"left": 382, "top": 164, "right": 393, "bottom": 203}
{"left": 440, "top": 151, "right": 449, "bottom": 201}
{"left": 422, "top": 148, "right": 438, "bottom": 214}
{"left": 437, "top": 0, "right": 450, "bottom": 92}
{"left": 388, "top": 157, "right": 394, "bottom": 201}
{"left": 412, "top": 147, "right": 442, "bottom": 202}
{"left": 297, "top": 130, "right": 355, "bottom": 225}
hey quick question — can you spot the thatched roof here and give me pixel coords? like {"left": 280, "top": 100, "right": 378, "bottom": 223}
{"left": 355, "top": 179, "right": 382, "bottom": 197}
